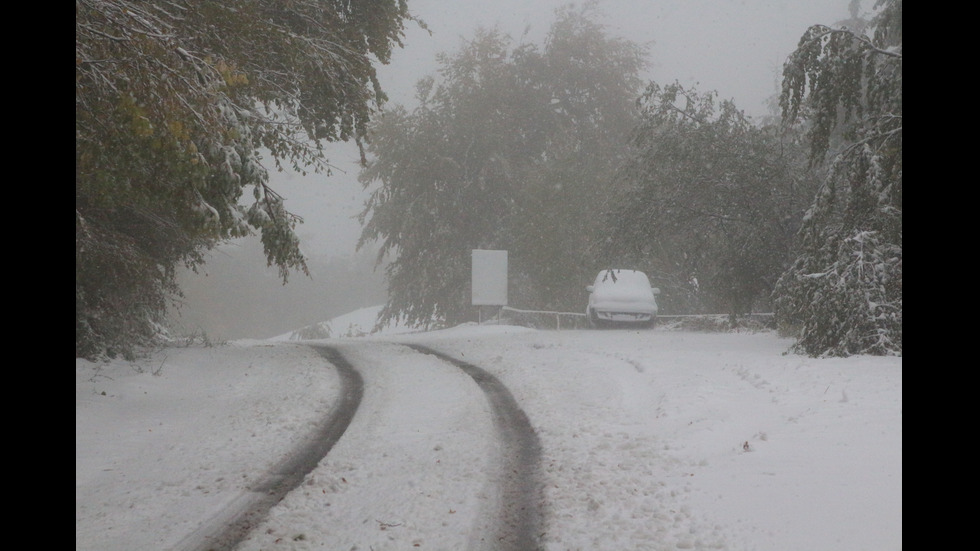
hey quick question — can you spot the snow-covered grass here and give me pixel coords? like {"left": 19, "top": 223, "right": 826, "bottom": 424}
{"left": 76, "top": 306, "right": 901, "bottom": 550}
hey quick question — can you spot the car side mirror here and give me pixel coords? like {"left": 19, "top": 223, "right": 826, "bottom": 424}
{"left": 586, "top": 285, "right": 594, "bottom": 292}
{"left": 651, "top": 287, "right": 661, "bottom": 295}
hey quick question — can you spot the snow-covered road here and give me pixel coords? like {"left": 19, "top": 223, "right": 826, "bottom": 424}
{"left": 77, "top": 325, "right": 902, "bottom": 551}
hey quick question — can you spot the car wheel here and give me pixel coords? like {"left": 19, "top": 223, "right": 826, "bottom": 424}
{"left": 587, "top": 308, "right": 600, "bottom": 328}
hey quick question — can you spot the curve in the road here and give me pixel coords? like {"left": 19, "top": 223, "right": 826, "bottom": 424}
{"left": 407, "top": 344, "right": 545, "bottom": 551}
{"left": 251, "top": 346, "right": 364, "bottom": 491}
{"left": 176, "top": 345, "right": 363, "bottom": 551}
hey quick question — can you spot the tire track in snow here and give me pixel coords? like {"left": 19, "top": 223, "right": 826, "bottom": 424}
{"left": 176, "top": 346, "right": 363, "bottom": 551}
{"left": 407, "top": 344, "right": 545, "bottom": 551}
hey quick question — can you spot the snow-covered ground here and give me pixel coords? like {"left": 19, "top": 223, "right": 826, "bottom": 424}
{"left": 76, "top": 307, "right": 902, "bottom": 550}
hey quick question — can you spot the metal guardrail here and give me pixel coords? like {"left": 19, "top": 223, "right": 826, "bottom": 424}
{"left": 500, "top": 306, "right": 586, "bottom": 330}
{"left": 496, "top": 307, "right": 774, "bottom": 330}
{"left": 657, "top": 313, "right": 774, "bottom": 319}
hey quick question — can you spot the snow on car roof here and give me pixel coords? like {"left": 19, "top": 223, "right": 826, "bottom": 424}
{"left": 596, "top": 269, "right": 650, "bottom": 285}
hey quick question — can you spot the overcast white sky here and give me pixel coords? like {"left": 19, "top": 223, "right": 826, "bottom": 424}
{"left": 269, "top": 0, "right": 856, "bottom": 259}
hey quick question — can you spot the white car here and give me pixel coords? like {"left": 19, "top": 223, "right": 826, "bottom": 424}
{"left": 586, "top": 269, "right": 660, "bottom": 328}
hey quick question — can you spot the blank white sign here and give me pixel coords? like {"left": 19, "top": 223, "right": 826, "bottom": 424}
{"left": 471, "top": 249, "right": 508, "bottom": 305}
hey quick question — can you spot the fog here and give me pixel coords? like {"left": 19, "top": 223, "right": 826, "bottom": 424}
{"left": 172, "top": 0, "right": 855, "bottom": 341}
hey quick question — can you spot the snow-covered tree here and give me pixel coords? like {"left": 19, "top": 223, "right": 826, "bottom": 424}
{"left": 772, "top": 0, "right": 902, "bottom": 356}
{"left": 357, "top": 5, "right": 646, "bottom": 328}
{"left": 357, "top": 29, "right": 526, "bottom": 330}
{"left": 76, "top": 0, "right": 412, "bottom": 360}
{"left": 604, "top": 82, "right": 817, "bottom": 319}
{"left": 509, "top": 5, "right": 646, "bottom": 312}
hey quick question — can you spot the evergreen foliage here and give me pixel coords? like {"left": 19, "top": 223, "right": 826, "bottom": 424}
{"left": 76, "top": 0, "right": 411, "bottom": 360}
{"left": 604, "top": 82, "right": 817, "bottom": 319}
{"left": 358, "top": 5, "right": 646, "bottom": 329}
{"left": 772, "top": 0, "right": 902, "bottom": 357}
